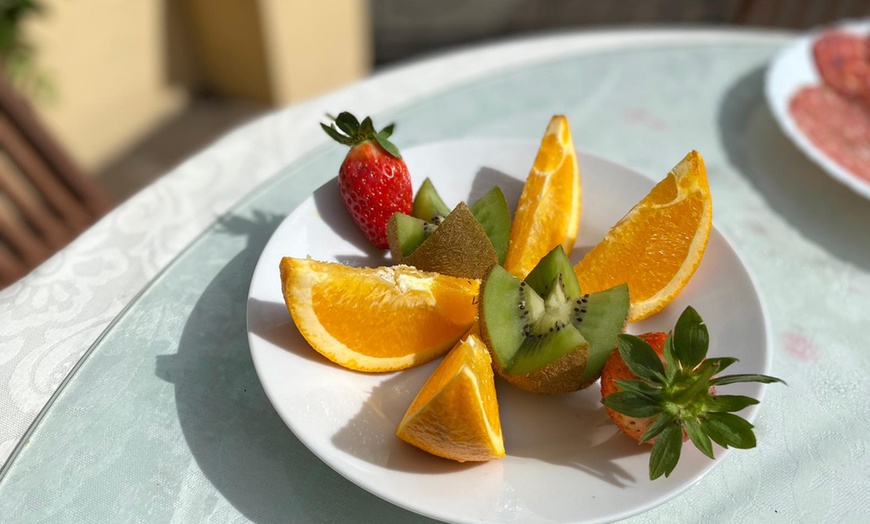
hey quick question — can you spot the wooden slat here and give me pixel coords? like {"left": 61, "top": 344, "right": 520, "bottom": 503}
{"left": 0, "top": 75, "right": 112, "bottom": 216}
{"left": 0, "top": 153, "right": 73, "bottom": 249}
{"left": 0, "top": 241, "right": 27, "bottom": 288}
{"left": 0, "top": 110, "right": 92, "bottom": 231}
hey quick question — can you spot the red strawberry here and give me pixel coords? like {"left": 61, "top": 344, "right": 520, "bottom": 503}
{"left": 322, "top": 112, "right": 412, "bottom": 249}
{"left": 601, "top": 332, "right": 674, "bottom": 443}
{"left": 600, "top": 306, "right": 784, "bottom": 480}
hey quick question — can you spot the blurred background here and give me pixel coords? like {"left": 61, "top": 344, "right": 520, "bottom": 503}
{"left": 0, "top": 0, "right": 867, "bottom": 288}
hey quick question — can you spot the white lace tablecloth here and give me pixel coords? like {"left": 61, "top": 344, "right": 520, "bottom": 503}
{"left": 2, "top": 28, "right": 869, "bottom": 523}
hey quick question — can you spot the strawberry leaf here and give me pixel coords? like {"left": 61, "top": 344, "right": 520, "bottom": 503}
{"left": 360, "top": 116, "right": 376, "bottom": 137}
{"left": 380, "top": 123, "right": 395, "bottom": 138}
{"left": 703, "top": 412, "right": 756, "bottom": 449}
{"left": 617, "top": 334, "right": 666, "bottom": 383}
{"left": 703, "top": 356, "right": 739, "bottom": 374}
{"left": 335, "top": 112, "right": 360, "bottom": 135}
{"left": 601, "top": 391, "right": 661, "bottom": 418}
{"left": 673, "top": 306, "right": 708, "bottom": 369}
{"left": 710, "top": 374, "right": 786, "bottom": 386}
{"left": 684, "top": 418, "right": 715, "bottom": 459}
{"left": 639, "top": 412, "right": 676, "bottom": 443}
{"left": 663, "top": 332, "right": 679, "bottom": 379}
{"left": 707, "top": 394, "right": 759, "bottom": 413}
{"left": 650, "top": 424, "right": 682, "bottom": 479}
{"left": 374, "top": 133, "right": 402, "bottom": 159}
{"left": 321, "top": 123, "right": 353, "bottom": 145}
{"left": 614, "top": 379, "right": 661, "bottom": 398}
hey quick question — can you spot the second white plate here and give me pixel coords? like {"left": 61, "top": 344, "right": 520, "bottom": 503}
{"left": 765, "top": 19, "right": 870, "bottom": 200}
{"left": 246, "top": 139, "right": 771, "bottom": 524}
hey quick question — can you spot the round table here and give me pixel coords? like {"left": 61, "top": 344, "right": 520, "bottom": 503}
{"left": 2, "top": 28, "right": 869, "bottom": 523}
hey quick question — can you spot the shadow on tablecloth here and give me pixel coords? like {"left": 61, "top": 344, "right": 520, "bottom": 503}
{"left": 160, "top": 211, "right": 439, "bottom": 523}
{"left": 717, "top": 65, "right": 870, "bottom": 272}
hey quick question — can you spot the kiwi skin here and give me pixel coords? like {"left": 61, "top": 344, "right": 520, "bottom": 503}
{"left": 490, "top": 340, "right": 595, "bottom": 394}
{"left": 397, "top": 202, "right": 498, "bottom": 279}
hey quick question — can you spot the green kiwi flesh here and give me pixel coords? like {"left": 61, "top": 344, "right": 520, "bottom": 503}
{"left": 387, "top": 213, "right": 439, "bottom": 258}
{"left": 469, "top": 186, "right": 511, "bottom": 265}
{"left": 479, "top": 245, "right": 630, "bottom": 392}
{"left": 398, "top": 202, "right": 498, "bottom": 279}
{"left": 412, "top": 178, "right": 450, "bottom": 222}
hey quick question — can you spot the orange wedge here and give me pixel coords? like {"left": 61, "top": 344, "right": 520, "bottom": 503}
{"left": 279, "top": 258, "right": 479, "bottom": 372}
{"left": 396, "top": 334, "right": 505, "bottom": 462}
{"left": 504, "top": 115, "right": 581, "bottom": 279}
{"left": 573, "top": 150, "right": 712, "bottom": 322}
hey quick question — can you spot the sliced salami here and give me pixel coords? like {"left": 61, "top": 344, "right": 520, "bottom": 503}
{"left": 789, "top": 86, "right": 870, "bottom": 183}
{"left": 812, "top": 31, "right": 870, "bottom": 103}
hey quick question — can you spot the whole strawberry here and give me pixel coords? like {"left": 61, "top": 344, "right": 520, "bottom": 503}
{"left": 322, "top": 112, "right": 412, "bottom": 249}
{"left": 600, "top": 306, "right": 784, "bottom": 480}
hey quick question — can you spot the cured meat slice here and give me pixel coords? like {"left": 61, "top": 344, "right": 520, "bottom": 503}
{"left": 789, "top": 86, "right": 870, "bottom": 183}
{"left": 812, "top": 31, "right": 870, "bottom": 103}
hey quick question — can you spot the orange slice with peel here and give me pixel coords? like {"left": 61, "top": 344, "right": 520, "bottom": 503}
{"left": 397, "top": 333, "right": 505, "bottom": 462}
{"left": 573, "top": 150, "right": 712, "bottom": 322}
{"left": 504, "top": 115, "right": 581, "bottom": 279}
{"left": 279, "top": 257, "right": 479, "bottom": 372}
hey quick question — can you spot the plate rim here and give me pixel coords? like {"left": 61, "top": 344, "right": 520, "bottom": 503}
{"left": 764, "top": 18, "right": 870, "bottom": 200}
{"left": 245, "top": 138, "right": 772, "bottom": 524}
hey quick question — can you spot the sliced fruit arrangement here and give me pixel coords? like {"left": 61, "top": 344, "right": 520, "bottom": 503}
{"left": 504, "top": 115, "right": 581, "bottom": 279}
{"left": 283, "top": 112, "right": 779, "bottom": 474}
{"left": 279, "top": 257, "right": 479, "bottom": 372}
{"left": 321, "top": 112, "right": 412, "bottom": 249}
{"left": 387, "top": 202, "right": 498, "bottom": 279}
{"left": 601, "top": 306, "right": 784, "bottom": 480}
{"left": 480, "top": 245, "right": 629, "bottom": 394}
{"left": 397, "top": 334, "right": 505, "bottom": 462}
{"left": 573, "top": 150, "right": 712, "bottom": 322}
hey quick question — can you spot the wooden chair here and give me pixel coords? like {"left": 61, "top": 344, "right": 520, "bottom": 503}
{"left": 0, "top": 74, "right": 112, "bottom": 289}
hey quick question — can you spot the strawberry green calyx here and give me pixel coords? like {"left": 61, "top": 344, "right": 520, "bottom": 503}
{"left": 602, "top": 306, "right": 785, "bottom": 480}
{"left": 321, "top": 111, "right": 402, "bottom": 158}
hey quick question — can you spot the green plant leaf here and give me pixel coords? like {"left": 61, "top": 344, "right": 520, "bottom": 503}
{"left": 703, "top": 412, "right": 756, "bottom": 449}
{"left": 374, "top": 133, "right": 402, "bottom": 159}
{"left": 639, "top": 412, "right": 676, "bottom": 443}
{"left": 614, "top": 379, "right": 661, "bottom": 398}
{"left": 706, "top": 394, "right": 759, "bottom": 413}
{"left": 321, "top": 123, "right": 353, "bottom": 145}
{"left": 649, "top": 424, "right": 682, "bottom": 480}
{"left": 684, "top": 418, "right": 715, "bottom": 459}
{"left": 334, "top": 112, "right": 360, "bottom": 136}
{"left": 663, "top": 332, "right": 679, "bottom": 379}
{"left": 710, "top": 374, "right": 786, "bottom": 386}
{"left": 601, "top": 391, "right": 661, "bottom": 418}
{"left": 673, "top": 306, "right": 708, "bottom": 369}
{"left": 380, "top": 123, "right": 395, "bottom": 138}
{"left": 359, "top": 116, "right": 376, "bottom": 137}
{"left": 617, "top": 334, "right": 665, "bottom": 383}
{"left": 703, "top": 356, "right": 739, "bottom": 374}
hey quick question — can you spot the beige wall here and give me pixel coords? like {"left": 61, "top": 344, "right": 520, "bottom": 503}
{"left": 24, "top": 0, "right": 188, "bottom": 173}
{"left": 22, "top": 0, "right": 371, "bottom": 175}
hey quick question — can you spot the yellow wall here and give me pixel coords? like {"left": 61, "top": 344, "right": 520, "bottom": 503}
{"left": 24, "top": 0, "right": 188, "bottom": 172}
{"left": 21, "top": 0, "right": 371, "bottom": 174}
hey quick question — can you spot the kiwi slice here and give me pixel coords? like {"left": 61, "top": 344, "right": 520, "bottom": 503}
{"left": 387, "top": 213, "right": 441, "bottom": 257}
{"left": 389, "top": 202, "right": 497, "bottom": 279}
{"left": 479, "top": 245, "right": 629, "bottom": 394}
{"left": 412, "top": 178, "right": 450, "bottom": 222}
{"left": 469, "top": 186, "right": 510, "bottom": 265}
{"left": 409, "top": 179, "right": 511, "bottom": 265}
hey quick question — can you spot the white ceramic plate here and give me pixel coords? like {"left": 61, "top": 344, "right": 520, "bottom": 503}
{"left": 765, "top": 19, "right": 870, "bottom": 200}
{"left": 246, "top": 140, "right": 771, "bottom": 524}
